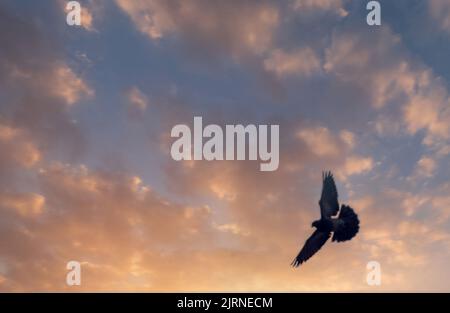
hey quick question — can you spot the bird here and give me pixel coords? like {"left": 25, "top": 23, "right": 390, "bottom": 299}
{"left": 291, "top": 171, "right": 360, "bottom": 267}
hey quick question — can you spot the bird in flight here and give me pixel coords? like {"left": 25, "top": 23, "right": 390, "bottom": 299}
{"left": 291, "top": 171, "right": 360, "bottom": 267}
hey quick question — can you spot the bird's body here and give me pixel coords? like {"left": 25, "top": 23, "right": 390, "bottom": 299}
{"left": 291, "top": 171, "right": 360, "bottom": 267}
{"left": 312, "top": 218, "right": 333, "bottom": 233}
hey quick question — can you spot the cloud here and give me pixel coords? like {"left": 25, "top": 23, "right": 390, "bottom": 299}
{"left": 0, "top": 4, "right": 93, "bottom": 158}
{"left": 0, "top": 123, "right": 41, "bottom": 170}
{"left": 357, "top": 188, "right": 450, "bottom": 276}
{"left": 291, "top": 0, "right": 348, "bottom": 17}
{"left": 127, "top": 86, "right": 148, "bottom": 112}
{"left": 415, "top": 156, "right": 437, "bottom": 178}
{"left": 403, "top": 87, "right": 450, "bottom": 145}
{"left": 296, "top": 125, "right": 372, "bottom": 180}
{"left": 213, "top": 222, "right": 250, "bottom": 237}
{"left": 80, "top": 6, "right": 94, "bottom": 31}
{"left": 264, "top": 48, "right": 321, "bottom": 77}
{"left": 0, "top": 162, "right": 216, "bottom": 290}
{"left": 339, "top": 130, "right": 355, "bottom": 149}
{"left": 324, "top": 29, "right": 411, "bottom": 109}
{"left": 0, "top": 192, "right": 45, "bottom": 217}
{"left": 337, "top": 156, "right": 374, "bottom": 180}
{"left": 297, "top": 126, "right": 345, "bottom": 157}
{"left": 50, "top": 64, "right": 94, "bottom": 106}
{"left": 209, "top": 180, "right": 237, "bottom": 202}
{"left": 325, "top": 27, "right": 450, "bottom": 147}
{"left": 429, "top": 0, "right": 450, "bottom": 33}
{"left": 115, "top": 0, "right": 279, "bottom": 59}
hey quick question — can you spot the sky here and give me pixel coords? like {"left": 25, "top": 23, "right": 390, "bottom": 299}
{"left": 1, "top": 0, "right": 450, "bottom": 291}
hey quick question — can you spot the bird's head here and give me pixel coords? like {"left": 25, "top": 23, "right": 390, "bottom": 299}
{"left": 312, "top": 220, "right": 320, "bottom": 228}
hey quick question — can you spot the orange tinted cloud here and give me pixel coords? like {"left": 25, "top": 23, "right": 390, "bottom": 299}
{"left": 116, "top": 0, "right": 279, "bottom": 58}
{"left": 264, "top": 48, "right": 321, "bottom": 77}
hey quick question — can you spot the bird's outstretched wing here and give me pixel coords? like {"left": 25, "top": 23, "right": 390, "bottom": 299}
{"left": 291, "top": 230, "right": 331, "bottom": 267}
{"left": 332, "top": 205, "right": 360, "bottom": 242}
{"left": 319, "top": 171, "right": 339, "bottom": 218}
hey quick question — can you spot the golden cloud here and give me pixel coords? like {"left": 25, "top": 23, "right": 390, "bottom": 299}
{"left": 115, "top": 0, "right": 279, "bottom": 58}
{"left": 264, "top": 48, "right": 321, "bottom": 77}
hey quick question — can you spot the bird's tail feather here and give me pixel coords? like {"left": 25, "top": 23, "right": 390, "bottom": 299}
{"left": 332, "top": 205, "right": 359, "bottom": 242}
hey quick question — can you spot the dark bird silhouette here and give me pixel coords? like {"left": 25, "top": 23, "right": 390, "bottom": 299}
{"left": 291, "top": 171, "right": 360, "bottom": 267}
